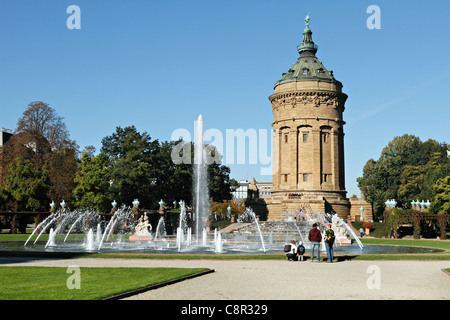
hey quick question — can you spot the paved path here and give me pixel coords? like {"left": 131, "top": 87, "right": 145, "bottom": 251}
{"left": 1, "top": 257, "right": 449, "bottom": 300}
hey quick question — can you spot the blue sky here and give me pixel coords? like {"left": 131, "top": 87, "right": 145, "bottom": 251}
{"left": 1, "top": 0, "right": 449, "bottom": 198}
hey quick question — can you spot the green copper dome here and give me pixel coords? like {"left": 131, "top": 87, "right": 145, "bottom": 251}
{"left": 275, "top": 15, "right": 340, "bottom": 87}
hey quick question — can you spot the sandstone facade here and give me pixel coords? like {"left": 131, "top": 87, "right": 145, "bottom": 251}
{"left": 265, "top": 16, "right": 350, "bottom": 220}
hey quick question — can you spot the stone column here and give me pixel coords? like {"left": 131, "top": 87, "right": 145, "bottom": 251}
{"left": 290, "top": 126, "right": 298, "bottom": 189}
{"left": 331, "top": 127, "right": 339, "bottom": 190}
{"left": 312, "top": 127, "right": 321, "bottom": 189}
{"left": 272, "top": 128, "right": 282, "bottom": 192}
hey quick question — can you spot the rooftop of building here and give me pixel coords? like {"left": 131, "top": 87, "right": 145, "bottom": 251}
{"left": 274, "top": 14, "right": 342, "bottom": 88}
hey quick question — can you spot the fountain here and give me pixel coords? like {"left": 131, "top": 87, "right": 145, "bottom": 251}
{"left": 96, "top": 223, "right": 102, "bottom": 244}
{"left": 129, "top": 213, "right": 153, "bottom": 241}
{"left": 214, "top": 229, "right": 223, "bottom": 253}
{"left": 236, "top": 208, "right": 266, "bottom": 253}
{"left": 97, "top": 205, "right": 134, "bottom": 250}
{"left": 45, "top": 228, "right": 56, "bottom": 248}
{"left": 17, "top": 199, "right": 443, "bottom": 255}
{"left": 84, "top": 228, "right": 95, "bottom": 251}
{"left": 154, "top": 217, "right": 166, "bottom": 241}
{"left": 330, "top": 214, "right": 364, "bottom": 249}
{"left": 193, "top": 114, "right": 210, "bottom": 240}
{"left": 14, "top": 115, "right": 442, "bottom": 256}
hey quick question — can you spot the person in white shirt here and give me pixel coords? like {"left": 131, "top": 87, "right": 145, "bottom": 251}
{"left": 286, "top": 240, "right": 297, "bottom": 261}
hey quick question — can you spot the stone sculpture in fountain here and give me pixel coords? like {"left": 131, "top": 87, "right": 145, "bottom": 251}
{"left": 331, "top": 214, "right": 352, "bottom": 245}
{"left": 129, "top": 213, "right": 153, "bottom": 241}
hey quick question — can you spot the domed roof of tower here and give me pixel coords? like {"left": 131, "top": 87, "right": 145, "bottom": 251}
{"left": 275, "top": 15, "right": 341, "bottom": 87}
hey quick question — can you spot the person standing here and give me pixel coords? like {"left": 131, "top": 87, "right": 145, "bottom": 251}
{"left": 308, "top": 223, "right": 322, "bottom": 262}
{"left": 325, "top": 224, "right": 335, "bottom": 263}
{"left": 297, "top": 241, "right": 306, "bottom": 261}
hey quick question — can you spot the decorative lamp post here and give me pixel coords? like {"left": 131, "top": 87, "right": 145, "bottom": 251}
{"left": 132, "top": 199, "right": 140, "bottom": 219}
{"left": 227, "top": 205, "right": 233, "bottom": 223}
{"left": 158, "top": 199, "right": 165, "bottom": 214}
{"left": 60, "top": 200, "right": 66, "bottom": 211}
{"left": 111, "top": 200, "right": 117, "bottom": 214}
{"left": 420, "top": 200, "right": 425, "bottom": 209}
{"left": 385, "top": 199, "right": 397, "bottom": 213}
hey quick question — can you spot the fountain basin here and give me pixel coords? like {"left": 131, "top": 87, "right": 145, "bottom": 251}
{"left": 0, "top": 240, "right": 445, "bottom": 255}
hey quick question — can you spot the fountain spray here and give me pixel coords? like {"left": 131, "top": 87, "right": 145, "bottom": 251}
{"left": 193, "top": 114, "right": 210, "bottom": 241}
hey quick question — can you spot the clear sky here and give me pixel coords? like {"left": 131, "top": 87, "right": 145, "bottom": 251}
{"left": 1, "top": 0, "right": 449, "bottom": 198}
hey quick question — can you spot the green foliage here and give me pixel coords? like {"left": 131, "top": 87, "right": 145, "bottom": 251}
{"left": 357, "top": 134, "right": 449, "bottom": 217}
{"left": 208, "top": 163, "right": 234, "bottom": 202}
{"left": 352, "top": 221, "right": 389, "bottom": 238}
{"left": 1, "top": 157, "right": 50, "bottom": 211}
{"left": 153, "top": 140, "right": 193, "bottom": 205}
{"left": 101, "top": 126, "right": 160, "bottom": 209}
{"left": 430, "top": 176, "right": 450, "bottom": 215}
{"left": 2, "top": 104, "right": 236, "bottom": 213}
{"left": 72, "top": 152, "right": 111, "bottom": 212}
{"left": 99, "top": 127, "right": 235, "bottom": 210}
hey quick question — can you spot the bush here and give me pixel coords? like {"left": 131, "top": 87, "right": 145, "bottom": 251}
{"left": 363, "top": 222, "right": 373, "bottom": 228}
{"left": 352, "top": 221, "right": 389, "bottom": 238}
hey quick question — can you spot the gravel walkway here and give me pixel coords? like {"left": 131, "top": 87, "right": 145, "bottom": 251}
{"left": 1, "top": 257, "right": 449, "bottom": 300}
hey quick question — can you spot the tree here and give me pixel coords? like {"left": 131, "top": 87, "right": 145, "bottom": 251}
{"left": 101, "top": 126, "right": 160, "bottom": 209}
{"left": 208, "top": 163, "right": 235, "bottom": 202}
{"left": 153, "top": 140, "right": 236, "bottom": 206}
{"left": 99, "top": 127, "right": 236, "bottom": 209}
{"left": 430, "top": 176, "right": 450, "bottom": 215}
{"left": 1, "top": 130, "right": 52, "bottom": 180}
{"left": 46, "top": 146, "right": 78, "bottom": 204}
{"left": 154, "top": 140, "right": 193, "bottom": 205}
{"left": 16, "top": 101, "right": 73, "bottom": 150}
{"left": 398, "top": 164, "right": 426, "bottom": 205}
{"left": 398, "top": 152, "right": 449, "bottom": 205}
{"left": 1, "top": 102, "right": 79, "bottom": 205}
{"left": 1, "top": 157, "right": 50, "bottom": 212}
{"left": 357, "top": 134, "right": 448, "bottom": 217}
{"left": 72, "top": 152, "right": 111, "bottom": 212}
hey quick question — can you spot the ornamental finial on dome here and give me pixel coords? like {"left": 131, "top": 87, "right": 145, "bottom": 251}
{"left": 305, "top": 13, "right": 310, "bottom": 28}
{"left": 297, "top": 13, "right": 318, "bottom": 56}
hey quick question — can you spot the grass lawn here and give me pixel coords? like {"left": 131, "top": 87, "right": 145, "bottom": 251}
{"left": 0, "top": 266, "right": 209, "bottom": 300}
{"left": 360, "top": 238, "right": 450, "bottom": 250}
